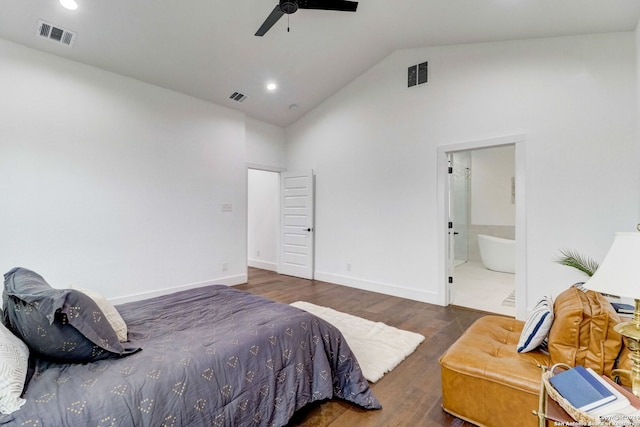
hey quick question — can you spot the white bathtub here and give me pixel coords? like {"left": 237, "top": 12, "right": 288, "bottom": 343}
{"left": 477, "top": 234, "right": 515, "bottom": 274}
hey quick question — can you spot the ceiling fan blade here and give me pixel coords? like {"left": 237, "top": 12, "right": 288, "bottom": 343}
{"left": 255, "top": 5, "right": 285, "bottom": 37}
{"left": 298, "top": 0, "right": 358, "bottom": 12}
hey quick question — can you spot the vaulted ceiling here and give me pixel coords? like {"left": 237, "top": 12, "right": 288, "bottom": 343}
{"left": 2, "top": 1, "right": 640, "bottom": 127}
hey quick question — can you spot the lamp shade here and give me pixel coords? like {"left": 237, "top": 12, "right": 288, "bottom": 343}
{"left": 584, "top": 232, "right": 640, "bottom": 299}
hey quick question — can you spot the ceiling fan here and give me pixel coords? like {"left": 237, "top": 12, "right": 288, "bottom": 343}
{"left": 255, "top": 0, "right": 358, "bottom": 37}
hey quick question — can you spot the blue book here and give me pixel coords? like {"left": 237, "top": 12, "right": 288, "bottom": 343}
{"left": 549, "top": 365, "right": 617, "bottom": 412}
{"left": 611, "top": 302, "right": 634, "bottom": 314}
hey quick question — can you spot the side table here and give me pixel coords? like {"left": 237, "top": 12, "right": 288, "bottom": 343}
{"left": 532, "top": 365, "right": 573, "bottom": 427}
{"left": 533, "top": 365, "right": 640, "bottom": 427}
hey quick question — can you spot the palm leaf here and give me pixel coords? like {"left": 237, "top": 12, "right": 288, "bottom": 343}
{"left": 555, "top": 249, "right": 599, "bottom": 277}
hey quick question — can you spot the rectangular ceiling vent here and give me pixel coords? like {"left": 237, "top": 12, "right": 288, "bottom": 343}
{"left": 229, "top": 92, "right": 248, "bottom": 103}
{"left": 407, "top": 61, "right": 428, "bottom": 88}
{"left": 37, "top": 20, "right": 76, "bottom": 47}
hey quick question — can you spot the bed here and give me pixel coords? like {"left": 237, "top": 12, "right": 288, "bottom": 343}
{"left": 0, "top": 268, "right": 380, "bottom": 426}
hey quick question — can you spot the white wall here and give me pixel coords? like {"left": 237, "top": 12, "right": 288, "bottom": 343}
{"left": 471, "top": 145, "right": 515, "bottom": 226}
{"left": 246, "top": 117, "right": 286, "bottom": 171}
{"left": 0, "top": 39, "right": 249, "bottom": 301}
{"left": 247, "top": 170, "right": 279, "bottom": 271}
{"left": 637, "top": 21, "right": 640, "bottom": 220}
{"left": 285, "top": 33, "right": 638, "bottom": 312}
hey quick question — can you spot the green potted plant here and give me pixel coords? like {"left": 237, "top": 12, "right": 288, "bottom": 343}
{"left": 555, "top": 249, "right": 599, "bottom": 277}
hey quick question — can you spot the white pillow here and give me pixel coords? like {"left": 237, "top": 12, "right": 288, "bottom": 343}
{"left": 0, "top": 322, "right": 29, "bottom": 414}
{"left": 517, "top": 295, "right": 554, "bottom": 353}
{"left": 76, "top": 288, "right": 128, "bottom": 342}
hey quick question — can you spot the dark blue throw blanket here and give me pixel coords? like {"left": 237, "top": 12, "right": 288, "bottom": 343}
{"left": 1, "top": 285, "right": 380, "bottom": 426}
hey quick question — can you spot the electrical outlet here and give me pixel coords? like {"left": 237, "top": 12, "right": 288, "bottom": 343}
{"left": 222, "top": 261, "right": 228, "bottom": 271}
{"left": 257, "top": 250, "right": 260, "bottom": 257}
{"left": 346, "top": 263, "right": 351, "bottom": 272}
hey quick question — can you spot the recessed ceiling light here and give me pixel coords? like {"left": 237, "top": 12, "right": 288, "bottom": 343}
{"left": 266, "top": 82, "right": 277, "bottom": 91}
{"left": 60, "top": 0, "right": 78, "bottom": 10}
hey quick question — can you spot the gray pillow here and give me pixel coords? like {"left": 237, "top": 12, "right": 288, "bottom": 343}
{"left": 3, "top": 267, "right": 139, "bottom": 362}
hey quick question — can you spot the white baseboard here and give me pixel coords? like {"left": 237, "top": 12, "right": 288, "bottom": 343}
{"left": 110, "top": 273, "right": 248, "bottom": 305}
{"left": 248, "top": 259, "right": 278, "bottom": 272}
{"left": 314, "top": 271, "right": 442, "bottom": 306}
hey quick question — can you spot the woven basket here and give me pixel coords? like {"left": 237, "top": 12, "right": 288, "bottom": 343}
{"left": 542, "top": 364, "right": 614, "bottom": 426}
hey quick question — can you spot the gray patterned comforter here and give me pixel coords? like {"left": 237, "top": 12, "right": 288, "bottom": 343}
{"left": 0, "top": 285, "right": 380, "bottom": 426}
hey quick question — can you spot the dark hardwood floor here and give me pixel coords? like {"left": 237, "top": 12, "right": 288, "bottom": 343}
{"left": 235, "top": 268, "right": 487, "bottom": 426}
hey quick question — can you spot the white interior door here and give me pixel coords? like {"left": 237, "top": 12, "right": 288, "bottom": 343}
{"left": 279, "top": 170, "right": 315, "bottom": 279}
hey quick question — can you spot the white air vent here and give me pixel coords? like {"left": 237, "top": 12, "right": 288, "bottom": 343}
{"left": 229, "top": 92, "right": 248, "bottom": 103}
{"left": 407, "top": 61, "right": 428, "bottom": 88}
{"left": 37, "top": 20, "right": 76, "bottom": 47}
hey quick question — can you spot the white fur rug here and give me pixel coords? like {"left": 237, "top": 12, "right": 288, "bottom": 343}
{"left": 290, "top": 301, "right": 425, "bottom": 383}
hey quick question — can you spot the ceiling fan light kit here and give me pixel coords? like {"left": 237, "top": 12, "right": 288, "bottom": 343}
{"left": 255, "top": 0, "right": 358, "bottom": 37}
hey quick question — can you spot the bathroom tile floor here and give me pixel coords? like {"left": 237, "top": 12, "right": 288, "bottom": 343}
{"left": 452, "top": 261, "right": 516, "bottom": 317}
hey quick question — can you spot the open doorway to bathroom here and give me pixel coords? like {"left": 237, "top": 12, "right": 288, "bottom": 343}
{"left": 448, "top": 145, "right": 516, "bottom": 316}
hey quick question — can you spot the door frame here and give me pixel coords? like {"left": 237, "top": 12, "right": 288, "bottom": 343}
{"left": 437, "top": 134, "right": 527, "bottom": 320}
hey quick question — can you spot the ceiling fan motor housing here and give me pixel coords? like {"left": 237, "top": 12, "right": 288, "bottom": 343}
{"left": 280, "top": 1, "right": 298, "bottom": 14}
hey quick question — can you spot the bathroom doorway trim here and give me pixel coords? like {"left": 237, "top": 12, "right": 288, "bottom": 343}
{"left": 437, "top": 134, "right": 527, "bottom": 320}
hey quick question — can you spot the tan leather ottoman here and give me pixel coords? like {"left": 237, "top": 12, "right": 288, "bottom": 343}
{"left": 439, "top": 315, "right": 549, "bottom": 427}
